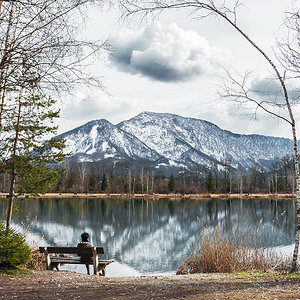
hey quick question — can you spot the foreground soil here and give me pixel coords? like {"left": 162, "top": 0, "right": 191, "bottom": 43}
{"left": 1, "top": 270, "right": 300, "bottom": 299}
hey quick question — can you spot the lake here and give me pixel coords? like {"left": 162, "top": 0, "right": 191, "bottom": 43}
{"left": 0, "top": 197, "right": 297, "bottom": 277}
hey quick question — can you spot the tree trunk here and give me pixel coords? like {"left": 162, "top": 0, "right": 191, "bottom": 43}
{"left": 141, "top": 167, "right": 144, "bottom": 194}
{"left": 128, "top": 169, "right": 131, "bottom": 195}
{"left": 0, "top": 4, "right": 14, "bottom": 133}
{"left": 6, "top": 87, "right": 23, "bottom": 230}
{"left": 207, "top": 2, "right": 300, "bottom": 271}
{"left": 132, "top": 176, "right": 135, "bottom": 195}
{"left": 291, "top": 122, "right": 300, "bottom": 271}
{"left": 146, "top": 173, "right": 149, "bottom": 194}
{"left": 151, "top": 171, "right": 154, "bottom": 193}
{"left": 6, "top": 162, "right": 15, "bottom": 231}
{"left": 122, "top": 0, "right": 300, "bottom": 267}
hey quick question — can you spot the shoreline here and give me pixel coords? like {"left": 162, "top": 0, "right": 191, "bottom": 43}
{"left": 0, "top": 192, "right": 296, "bottom": 200}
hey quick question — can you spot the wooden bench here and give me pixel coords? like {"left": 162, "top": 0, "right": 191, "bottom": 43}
{"left": 39, "top": 246, "right": 113, "bottom": 276}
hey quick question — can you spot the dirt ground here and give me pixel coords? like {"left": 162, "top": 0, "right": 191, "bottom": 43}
{"left": 1, "top": 270, "right": 300, "bottom": 299}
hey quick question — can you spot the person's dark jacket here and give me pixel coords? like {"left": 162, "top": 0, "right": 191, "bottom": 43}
{"left": 77, "top": 242, "right": 93, "bottom": 263}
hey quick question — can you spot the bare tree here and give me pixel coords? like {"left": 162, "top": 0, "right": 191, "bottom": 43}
{"left": 3, "top": 2, "right": 106, "bottom": 85}
{"left": 0, "top": 0, "right": 108, "bottom": 229}
{"left": 0, "top": 1, "right": 108, "bottom": 132}
{"left": 279, "top": 9, "right": 300, "bottom": 77}
{"left": 236, "top": 165, "right": 243, "bottom": 194}
{"left": 120, "top": 0, "right": 300, "bottom": 271}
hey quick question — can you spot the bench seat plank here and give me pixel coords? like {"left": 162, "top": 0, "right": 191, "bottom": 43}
{"left": 39, "top": 246, "right": 104, "bottom": 255}
{"left": 50, "top": 257, "right": 113, "bottom": 265}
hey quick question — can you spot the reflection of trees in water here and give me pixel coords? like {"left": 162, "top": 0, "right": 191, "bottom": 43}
{"left": 0, "top": 197, "right": 296, "bottom": 274}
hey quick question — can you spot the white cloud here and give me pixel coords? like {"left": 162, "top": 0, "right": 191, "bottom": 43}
{"left": 195, "top": 100, "right": 292, "bottom": 138}
{"left": 63, "top": 96, "right": 103, "bottom": 121}
{"left": 58, "top": 93, "right": 142, "bottom": 133}
{"left": 109, "top": 23, "right": 230, "bottom": 82}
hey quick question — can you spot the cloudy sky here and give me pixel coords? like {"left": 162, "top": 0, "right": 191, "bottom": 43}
{"left": 58, "top": 0, "right": 300, "bottom": 139}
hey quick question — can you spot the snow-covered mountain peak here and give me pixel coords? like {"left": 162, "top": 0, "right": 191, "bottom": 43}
{"left": 59, "top": 112, "right": 296, "bottom": 170}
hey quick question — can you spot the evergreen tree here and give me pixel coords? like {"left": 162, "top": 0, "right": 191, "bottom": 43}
{"left": 66, "top": 172, "right": 76, "bottom": 191}
{"left": 101, "top": 174, "right": 108, "bottom": 192}
{"left": 206, "top": 172, "right": 215, "bottom": 193}
{"left": 89, "top": 175, "right": 97, "bottom": 192}
{"left": 2, "top": 93, "right": 66, "bottom": 229}
{"left": 168, "top": 174, "right": 176, "bottom": 193}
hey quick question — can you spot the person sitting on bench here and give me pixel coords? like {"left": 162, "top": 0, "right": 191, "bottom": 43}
{"left": 77, "top": 232, "right": 93, "bottom": 275}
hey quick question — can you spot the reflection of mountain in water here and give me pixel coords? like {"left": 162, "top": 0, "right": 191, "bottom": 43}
{"left": 2, "top": 198, "right": 296, "bottom": 274}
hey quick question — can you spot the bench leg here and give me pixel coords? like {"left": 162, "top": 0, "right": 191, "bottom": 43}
{"left": 100, "top": 267, "right": 106, "bottom": 276}
{"left": 50, "top": 262, "right": 61, "bottom": 271}
{"left": 93, "top": 263, "right": 99, "bottom": 276}
{"left": 92, "top": 248, "right": 99, "bottom": 276}
{"left": 98, "top": 265, "right": 106, "bottom": 276}
{"left": 44, "top": 250, "right": 51, "bottom": 270}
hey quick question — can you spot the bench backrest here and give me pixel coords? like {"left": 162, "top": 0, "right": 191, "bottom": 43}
{"left": 39, "top": 246, "right": 104, "bottom": 255}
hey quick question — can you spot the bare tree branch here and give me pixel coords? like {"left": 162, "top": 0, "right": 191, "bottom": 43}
{"left": 120, "top": 0, "right": 300, "bottom": 271}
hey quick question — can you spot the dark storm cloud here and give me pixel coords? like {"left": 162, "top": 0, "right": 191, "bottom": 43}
{"left": 251, "top": 77, "right": 300, "bottom": 101}
{"left": 109, "top": 23, "right": 229, "bottom": 82}
{"left": 251, "top": 77, "right": 282, "bottom": 96}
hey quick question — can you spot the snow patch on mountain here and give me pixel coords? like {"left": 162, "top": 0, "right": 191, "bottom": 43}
{"left": 59, "top": 111, "right": 296, "bottom": 171}
{"left": 86, "top": 124, "right": 98, "bottom": 155}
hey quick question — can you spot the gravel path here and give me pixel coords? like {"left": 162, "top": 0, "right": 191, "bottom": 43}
{"left": 1, "top": 270, "right": 300, "bottom": 299}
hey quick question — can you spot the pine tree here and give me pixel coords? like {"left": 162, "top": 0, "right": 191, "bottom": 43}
{"left": 89, "top": 175, "right": 97, "bottom": 192}
{"left": 206, "top": 172, "right": 215, "bottom": 193}
{"left": 168, "top": 174, "right": 176, "bottom": 193}
{"left": 3, "top": 92, "right": 66, "bottom": 229}
{"left": 101, "top": 174, "right": 108, "bottom": 192}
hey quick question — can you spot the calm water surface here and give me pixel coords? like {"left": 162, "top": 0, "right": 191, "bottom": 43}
{"left": 0, "top": 197, "right": 296, "bottom": 276}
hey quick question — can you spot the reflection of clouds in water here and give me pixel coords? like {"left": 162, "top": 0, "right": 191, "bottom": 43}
{"left": 22, "top": 221, "right": 95, "bottom": 247}
{"left": 59, "top": 261, "right": 142, "bottom": 277}
{"left": 12, "top": 222, "right": 46, "bottom": 247}
{"left": 105, "top": 261, "right": 142, "bottom": 277}
{"left": 60, "top": 264, "right": 87, "bottom": 275}
{"left": 266, "top": 244, "right": 294, "bottom": 257}
{"left": 120, "top": 216, "right": 195, "bottom": 273}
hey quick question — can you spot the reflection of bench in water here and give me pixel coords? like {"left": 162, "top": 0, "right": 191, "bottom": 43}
{"left": 39, "top": 246, "right": 113, "bottom": 276}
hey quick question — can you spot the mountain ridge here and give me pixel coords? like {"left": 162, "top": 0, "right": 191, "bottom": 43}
{"left": 59, "top": 111, "right": 295, "bottom": 171}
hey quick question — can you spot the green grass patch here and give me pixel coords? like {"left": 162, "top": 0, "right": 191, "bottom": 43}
{"left": 0, "top": 266, "right": 32, "bottom": 275}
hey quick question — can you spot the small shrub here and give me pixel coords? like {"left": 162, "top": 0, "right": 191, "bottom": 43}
{"left": 0, "top": 222, "right": 31, "bottom": 267}
{"left": 177, "top": 228, "right": 289, "bottom": 274}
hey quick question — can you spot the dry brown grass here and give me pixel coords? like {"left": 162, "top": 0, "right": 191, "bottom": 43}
{"left": 177, "top": 229, "right": 290, "bottom": 274}
{"left": 26, "top": 248, "right": 46, "bottom": 270}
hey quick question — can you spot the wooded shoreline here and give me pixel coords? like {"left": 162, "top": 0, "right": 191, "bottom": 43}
{"left": 0, "top": 192, "right": 296, "bottom": 200}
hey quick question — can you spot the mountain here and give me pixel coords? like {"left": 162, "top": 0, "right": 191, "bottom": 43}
{"left": 59, "top": 112, "right": 296, "bottom": 171}
{"left": 59, "top": 118, "right": 162, "bottom": 164}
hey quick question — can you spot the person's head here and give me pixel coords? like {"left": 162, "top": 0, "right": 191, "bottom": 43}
{"left": 81, "top": 232, "right": 89, "bottom": 242}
